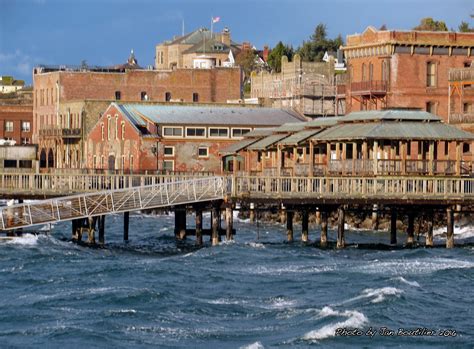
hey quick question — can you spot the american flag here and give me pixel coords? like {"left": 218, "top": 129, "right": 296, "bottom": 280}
{"left": 212, "top": 17, "right": 220, "bottom": 23}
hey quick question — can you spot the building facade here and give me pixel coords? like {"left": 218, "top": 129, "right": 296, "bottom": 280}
{"left": 0, "top": 76, "right": 25, "bottom": 94}
{"left": 86, "top": 103, "right": 304, "bottom": 173}
{"left": 155, "top": 27, "right": 241, "bottom": 69}
{"left": 340, "top": 26, "right": 474, "bottom": 121}
{"left": 251, "top": 54, "right": 339, "bottom": 117}
{"left": 448, "top": 66, "right": 474, "bottom": 132}
{"left": 33, "top": 64, "right": 242, "bottom": 169}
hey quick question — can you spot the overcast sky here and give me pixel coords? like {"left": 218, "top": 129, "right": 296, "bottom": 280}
{"left": 0, "top": 0, "right": 472, "bottom": 83}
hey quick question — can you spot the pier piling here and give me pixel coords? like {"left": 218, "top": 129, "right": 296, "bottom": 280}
{"left": 211, "top": 206, "right": 219, "bottom": 246}
{"left": 301, "top": 209, "right": 309, "bottom": 243}
{"left": 225, "top": 207, "right": 233, "bottom": 241}
{"left": 406, "top": 211, "right": 415, "bottom": 247}
{"left": 249, "top": 203, "right": 255, "bottom": 223}
{"left": 123, "top": 212, "right": 129, "bottom": 242}
{"left": 174, "top": 209, "right": 187, "bottom": 241}
{"left": 98, "top": 215, "right": 105, "bottom": 245}
{"left": 337, "top": 206, "right": 345, "bottom": 249}
{"left": 315, "top": 210, "right": 321, "bottom": 226}
{"left": 372, "top": 204, "right": 379, "bottom": 230}
{"left": 446, "top": 207, "right": 454, "bottom": 248}
{"left": 195, "top": 209, "right": 203, "bottom": 246}
{"left": 320, "top": 211, "right": 328, "bottom": 248}
{"left": 390, "top": 208, "right": 397, "bottom": 246}
{"left": 286, "top": 211, "right": 294, "bottom": 242}
{"left": 426, "top": 213, "right": 434, "bottom": 247}
{"left": 87, "top": 217, "right": 96, "bottom": 244}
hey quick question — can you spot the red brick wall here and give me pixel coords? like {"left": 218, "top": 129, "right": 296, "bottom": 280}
{"left": 0, "top": 105, "right": 33, "bottom": 144}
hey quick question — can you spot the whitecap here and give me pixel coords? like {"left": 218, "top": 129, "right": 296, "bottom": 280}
{"left": 240, "top": 341, "right": 265, "bottom": 349}
{"left": 433, "top": 224, "right": 474, "bottom": 240}
{"left": 247, "top": 242, "right": 265, "bottom": 249}
{"left": 4, "top": 234, "right": 38, "bottom": 246}
{"left": 303, "top": 307, "right": 368, "bottom": 341}
{"left": 395, "top": 276, "right": 420, "bottom": 288}
{"left": 337, "top": 287, "right": 403, "bottom": 305}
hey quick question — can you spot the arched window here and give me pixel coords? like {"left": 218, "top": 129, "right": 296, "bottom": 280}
{"left": 361, "top": 63, "right": 366, "bottom": 81}
{"left": 107, "top": 116, "right": 111, "bottom": 141}
{"left": 115, "top": 116, "right": 119, "bottom": 140}
{"left": 121, "top": 121, "right": 126, "bottom": 140}
{"left": 165, "top": 92, "right": 171, "bottom": 102}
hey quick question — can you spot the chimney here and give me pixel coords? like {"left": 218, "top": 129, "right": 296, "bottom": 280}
{"left": 263, "top": 45, "right": 269, "bottom": 62}
{"left": 221, "top": 27, "right": 231, "bottom": 46}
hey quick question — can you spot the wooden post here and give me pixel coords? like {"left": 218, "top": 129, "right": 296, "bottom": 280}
{"left": 98, "top": 215, "right": 105, "bottom": 245}
{"left": 225, "top": 206, "right": 233, "bottom": 241}
{"left": 337, "top": 206, "right": 345, "bottom": 249}
{"left": 315, "top": 210, "right": 321, "bottom": 225}
{"left": 401, "top": 141, "right": 407, "bottom": 175}
{"left": 195, "top": 209, "right": 203, "bottom": 246}
{"left": 372, "top": 204, "right": 379, "bottom": 231}
{"left": 373, "top": 140, "right": 378, "bottom": 175}
{"left": 280, "top": 205, "right": 286, "bottom": 224}
{"left": 320, "top": 211, "right": 328, "bottom": 248}
{"left": 286, "top": 211, "right": 294, "bottom": 242}
{"left": 249, "top": 203, "right": 255, "bottom": 223}
{"left": 426, "top": 212, "right": 434, "bottom": 247}
{"left": 87, "top": 216, "right": 96, "bottom": 244}
{"left": 429, "top": 141, "right": 435, "bottom": 175}
{"left": 390, "top": 207, "right": 397, "bottom": 245}
{"left": 309, "top": 140, "right": 314, "bottom": 177}
{"left": 277, "top": 145, "right": 282, "bottom": 177}
{"left": 212, "top": 206, "right": 219, "bottom": 246}
{"left": 72, "top": 219, "right": 82, "bottom": 242}
{"left": 446, "top": 207, "right": 454, "bottom": 248}
{"left": 124, "top": 211, "right": 129, "bottom": 241}
{"left": 301, "top": 209, "right": 309, "bottom": 242}
{"left": 455, "top": 142, "right": 461, "bottom": 176}
{"left": 407, "top": 211, "right": 415, "bottom": 247}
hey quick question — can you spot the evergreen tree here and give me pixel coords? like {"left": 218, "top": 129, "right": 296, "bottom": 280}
{"left": 267, "top": 41, "right": 294, "bottom": 73}
{"left": 413, "top": 17, "right": 448, "bottom": 31}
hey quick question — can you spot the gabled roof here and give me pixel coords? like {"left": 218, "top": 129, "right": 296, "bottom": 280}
{"left": 247, "top": 134, "right": 289, "bottom": 151}
{"left": 114, "top": 104, "right": 305, "bottom": 128}
{"left": 244, "top": 128, "right": 277, "bottom": 138}
{"left": 341, "top": 110, "right": 442, "bottom": 123}
{"left": 220, "top": 137, "right": 261, "bottom": 155}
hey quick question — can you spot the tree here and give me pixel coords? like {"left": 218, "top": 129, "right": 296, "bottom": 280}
{"left": 458, "top": 21, "right": 474, "bottom": 32}
{"left": 235, "top": 49, "right": 258, "bottom": 83}
{"left": 413, "top": 17, "right": 448, "bottom": 31}
{"left": 267, "top": 41, "right": 294, "bottom": 73}
{"left": 296, "top": 23, "right": 344, "bottom": 62}
{"left": 379, "top": 24, "right": 388, "bottom": 30}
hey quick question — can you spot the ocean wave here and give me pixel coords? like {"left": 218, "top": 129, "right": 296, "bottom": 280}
{"left": 337, "top": 287, "right": 403, "bottom": 305}
{"left": 246, "top": 264, "right": 337, "bottom": 275}
{"left": 246, "top": 242, "right": 265, "bottom": 249}
{"left": 433, "top": 224, "right": 474, "bottom": 240}
{"left": 240, "top": 341, "right": 265, "bottom": 349}
{"left": 4, "top": 234, "right": 39, "bottom": 246}
{"left": 303, "top": 306, "right": 368, "bottom": 341}
{"left": 394, "top": 276, "right": 420, "bottom": 288}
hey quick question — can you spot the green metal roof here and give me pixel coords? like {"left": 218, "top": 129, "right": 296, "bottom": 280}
{"left": 279, "top": 129, "right": 322, "bottom": 146}
{"left": 305, "top": 116, "right": 343, "bottom": 128}
{"left": 341, "top": 110, "right": 442, "bottom": 122}
{"left": 315, "top": 122, "right": 474, "bottom": 141}
{"left": 219, "top": 138, "right": 260, "bottom": 155}
{"left": 247, "top": 134, "right": 289, "bottom": 151}
{"left": 274, "top": 122, "right": 307, "bottom": 133}
{"left": 244, "top": 128, "right": 276, "bottom": 137}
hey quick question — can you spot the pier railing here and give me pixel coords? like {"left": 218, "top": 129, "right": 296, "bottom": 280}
{"left": 232, "top": 176, "right": 474, "bottom": 201}
{"left": 0, "top": 176, "right": 225, "bottom": 230}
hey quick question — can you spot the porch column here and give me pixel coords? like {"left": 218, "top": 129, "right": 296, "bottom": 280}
{"left": 373, "top": 140, "right": 378, "bottom": 175}
{"left": 401, "top": 141, "right": 407, "bottom": 175}
{"left": 232, "top": 155, "right": 238, "bottom": 175}
{"left": 326, "top": 142, "right": 331, "bottom": 175}
{"left": 292, "top": 146, "right": 298, "bottom": 176}
{"left": 309, "top": 140, "right": 314, "bottom": 177}
{"left": 455, "top": 142, "right": 462, "bottom": 176}
{"left": 277, "top": 145, "right": 282, "bottom": 177}
{"left": 260, "top": 151, "right": 265, "bottom": 173}
{"left": 342, "top": 143, "right": 347, "bottom": 175}
{"left": 429, "top": 141, "right": 435, "bottom": 176}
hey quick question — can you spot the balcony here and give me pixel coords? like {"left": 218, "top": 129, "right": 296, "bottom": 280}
{"left": 336, "top": 84, "right": 346, "bottom": 96}
{"left": 449, "top": 113, "right": 474, "bottom": 124}
{"left": 449, "top": 68, "right": 474, "bottom": 82}
{"left": 39, "top": 126, "right": 81, "bottom": 138}
{"left": 350, "top": 80, "right": 388, "bottom": 95}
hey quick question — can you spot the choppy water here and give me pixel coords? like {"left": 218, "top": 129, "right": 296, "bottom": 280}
{"left": 0, "top": 212, "right": 473, "bottom": 348}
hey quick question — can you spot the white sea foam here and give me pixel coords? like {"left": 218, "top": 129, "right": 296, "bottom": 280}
{"left": 395, "top": 276, "right": 420, "bottom": 288}
{"left": 240, "top": 341, "right": 265, "bottom": 349}
{"left": 303, "top": 306, "right": 368, "bottom": 341}
{"left": 247, "top": 242, "right": 265, "bottom": 249}
{"left": 266, "top": 296, "right": 296, "bottom": 309}
{"left": 4, "top": 234, "right": 39, "bottom": 246}
{"left": 338, "top": 287, "right": 403, "bottom": 305}
{"left": 247, "top": 264, "right": 337, "bottom": 275}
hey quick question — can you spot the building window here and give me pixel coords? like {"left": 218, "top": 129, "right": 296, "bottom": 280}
{"left": 121, "top": 155, "right": 125, "bottom": 169}
{"left": 165, "top": 92, "right": 171, "bottom": 102}
{"left": 464, "top": 102, "right": 472, "bottom": 114}
{"left": 93, "top": 155, "right": 97, "bottom": 168}
{"left": 21, "top": 121, "right": 31, "bottom": 132}
{"left": 121, "top": 121, "right": 126, "bottom": 140}
{"left": 193, "top": 93, "right": 199, "bottom": 102}
{"left": 426, "top": 102, "right": 436, "bottom": 114}
{"left": 164, "top": 146, "right": 175, "bottom": 156}
{"left": 426, "top": 62, "right": 436, "bottom": 87}
{"left": 115, "top": 116, "right": 119, "bottom": 140}
{"left": 369, "top": 63, "right": 373, "bottom": 81}
{"left": 141, "top": 91, "right": 148, "bottom": 101}
{"left": 198, "top": 147, "right": 209, "bottom": 158}
{"left": 186, "top": 127, "right": 206, "bottom": 137}
{"left": 361, "top": 63, "right": 366, "bottom": 81}
{"left": 163, "top": 127, "right": 183, "bottom": 137}
{"left": 21, "top": 138, "right": 30, "bottom": 144}
{"left": 464, "top": 61, "right": 472, "bottom": 68}
{"left": 209, "top": 127, "right": 229, "bottom": 138}
{"left": 4, "top": 121, "right": 13, "bottom": 132}
{"left": 115, "top": 91, "right": 121, "bottom": 100}
{"left": 130, "top": 155, "right": 134, "bottom": 170}
{"left": 101, "top": 123, "right": 105, "bottom": 141}
{"left": 107, "top": 116, "right": 111, "bottom": 140}
{"left": 100, "top": 156, "right": 104, "bottom": 168}
{"left": 163, "top": 160, "right": 174, "bottom": 171}
{"left": 232, "top": 128, "right": 251, "bottom": 138}
{"left": 463, "top": 143, "right": 470, "bottom": 154}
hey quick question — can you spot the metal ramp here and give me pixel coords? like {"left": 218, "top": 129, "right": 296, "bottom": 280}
{"left": 0, "top": 176, "right": 226, "bottom": 231}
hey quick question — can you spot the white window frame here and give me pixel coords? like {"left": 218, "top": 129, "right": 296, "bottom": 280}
{"left": 121, "top": 121, "right": 126, "bottom": 140}
{"left": 115, "top": 115, "right": 119, "bottom": 140}
{"left": 107, "top": 115, "right": 111, "bottom": 141}
{"left": 231, "top": 127, "right": 252, "bottom": 138}
{"left": 21, "top": 121, "right": 31, "bottom": 132}
{"left": 164, "top": 146, "right": 175, "bottom": 157}
{"left": 163, "top": 159, "right": 175, "bottom": 171}
{"left": 208, "top": 127, "right": 229, "bottom": 138}
{"left": 5, "top": 121, "right": 13, "bottom": 132}
{"left": 162, "top": 126, "right": 183, "bottom": 138}
{"left": 198, "top": 146, "right": 209, "bottom": 158}
{"left": 185, "top": 126, "right": 206, "bottom": 138}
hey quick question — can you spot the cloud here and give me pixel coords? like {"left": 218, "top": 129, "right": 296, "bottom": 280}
{"left": 0, "top": 49, "right": 35, "bottom": 80}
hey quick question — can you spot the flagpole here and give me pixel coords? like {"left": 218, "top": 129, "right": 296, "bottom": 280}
{"left": 210, "top": 17, "right": 213, "bottom": 39}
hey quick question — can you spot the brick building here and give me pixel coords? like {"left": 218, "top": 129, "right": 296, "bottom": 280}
{"left": 86, "top": 103, "right": 304, "bottom": 173}
{"left": 339, "top": 26, "right": 474, "bottom": 121}
{"left": 155, "top": 27, "right": 242, "bottom": 69}
{"left": 0, "top": 89, "right": 33, "bottom": 145}
{"left": 33, "top": 60, "right": 242, "bottom": 169}
{"left": 448, "top": 66, "right": 474, "bottom": 132}
{"left": 250, "top": 54, "right": 339, "bottom": 117}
